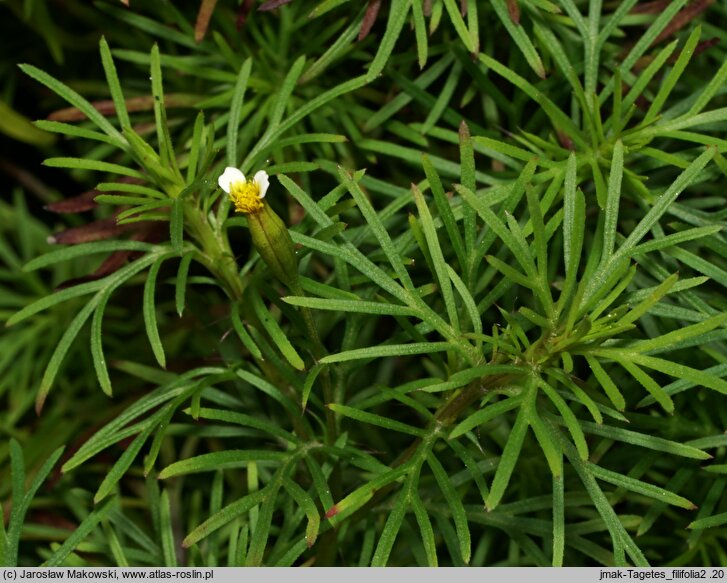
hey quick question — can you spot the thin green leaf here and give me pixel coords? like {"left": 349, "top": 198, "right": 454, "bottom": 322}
{"left": 143, "top": 258, "right": 167, "bottom": 369}
{"left": 33, "top": 120, "right": 118, "bottom": 145}
{"left": 367, "top": 0, "right": 413, "bottom": 78}
{"left": 458, "top": 121, "right": 476, "bottom": 265}
{"left": 227, "top": 58, "right": 253, "bottom": 167}
{"left": 491, "top": 0, "right": 545, "bottom": 78}
{"left": 617, "top": 272, "right": 678, "bottom": 326}
{"left": 538, "top": 379, "right": 589, "bottom": 460}
{"left": 159, "top": 490, "right": 178, "bottom": 567}
{"left": 629, "top": 225, "right": 722, "bottom": 256}
{"left": 688, "top": 512, "right": 727, "bottom": 530}
{"left": 5, "top": 443, "right": 64, "bottom": 566}
{"left": 282, "top": 479, "right": 320, "bottom": 549}
{"left": 639, "top": 469, "right": 694, "bottom": 536}
{"left": 411, "top": 0, "right": 428, "bottom": 69}
{"left": 37, "top": 297, "right": 98, "bottom": 412}
{"left": 442, "top": 0, "right": 475, "bottom": 53}
{"left": 669, "top": 246, "right": 727, "bottom": 288}
{"left": 301, "top": 363, "right": 324, "bottom": 411}
{"left": 150, "top": 44, "right": 177, "bottom": 171}
{"left": 585, "top": 147, "right": 714, "bottom": 302}
{"left": 320, "top": 342, "right": 453, "bottom": 364}
{"left": 527, "top": 407, "right": 562, "bottom": 478}
{"left": 629, "top": 352, "right": 727, "bottom": 397}
{"left": 328, "top": 404, "right": 426, "bottom": 437}
{"left": 186, "top": 112, "right": 205, "bottom": 183}
{"left": 601, "top": 140, "right": 624, "bottom": 264}
{"left": 618, "top": 358, "right": 674, "bottom": 414}
{"left": 427, "top": 453, "right": 471, "bottom": 564}
{"left": 175, "top": 252, "right": 194, "bottom": 317}
{"left": 457, "top": 184, "right": 535, "bottom": 278}
{"left": 246, "top": 480, "right": 280, "bottom": 566}
{"left": 340, "top": 167, "right": 413, "bottom": 291}
{"left": 559, "top": 437, "right": 649, "bottom": 567}
{"left": 170, "top": 198, "right": 184, "bottom": 253}
{"left": 283, "top": 296, "right": 417, "bottom": 317}
{"left": 589, "top": 464, "right": 695, "bottom": 509}
{"left": 228, "top": 302, "right": 263, "bottom": 361}
{"left": 486, "top": 385, "right": 532, "bottom": 511}
{"left": 410, "top": 489, "right": 437, "bottom": 567}
{"left": 95, "top": 419, "right": 158, "bottom": 502}
{"left": 683, "top": 58, "right": 727, "bottom": 119}
{"left": 412, "top": 184, "right": 459, "bottom": 330}
{"left": 371, "top": 484, "right": 409, "bottom": 566}
{"left": 421, "top": 60, "right": 463, "bottom": 134}
{"left": 552, "top": 475, "right": 564, "bottom": 567}
{"left": 449, "top": 394, "right": 523, "bottom": 438}
{"left": 574, "top": 419, "right": 710, "bottom": 460}
{"left": 43, "top": 498, "right": 115, "bottom": 567}
{"left": 250, "top": 291, "right": 305, "bottom": 371}
{"left": 19, "top": 64, "right": 126, "bottom": 147}
{"left": 585, "top": 356, "right": 625, "bottom": 411}
{"left": 99, "top": 37, "right": 131, "bottom": 130}
{"left": 43, "top": 157, "right": 145, "bottom": 179}
{"left": 478, "top": 53, "right": 586, "bottom": 149}
{"left": 561, "top": 154, "right": 583, "bottom": 308}
{"left": 621, "top": 40, "right": 678, "bottom": 116}
{"left": 422, "top": 155, "right": 466, "bottom": 270}
{"left": 184, "top": 490, "right": 268, "bottom": 548}
{"left": 326, "top": 464, "right": 411, "bottom": 526}
{"left": 191, "top": 408, "right": 298, "bottom": 445}
{"left": 643, "top": 28, "right": 700, "bottom": 124}
{"left": 447, "top": 265, "right": 481, "bottom": 337}
{"left": 24, "top": 241, "right": 157, "bottom": 271}
{"left": 159, "top": 451, "right": 286, "bottom": 480}
{"left": 597, "top": 0, "right": 687, "bottom": 104}
{"left": 633, "top": 312, "right": 727, "bottom": 354}
{"left": 90, "top": 288, "right": 114, "bottom": 397}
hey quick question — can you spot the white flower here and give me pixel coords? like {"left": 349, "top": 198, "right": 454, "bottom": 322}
{"left": 218, "top": 167, "right": 269, "bottom": 214}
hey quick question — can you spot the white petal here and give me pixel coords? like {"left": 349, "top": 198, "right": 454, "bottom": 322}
{"left": 254, "top": 170, "right": 270, "bottom": 199}
{"left": 218, "top": 167, "right": 245, "bottom": 193}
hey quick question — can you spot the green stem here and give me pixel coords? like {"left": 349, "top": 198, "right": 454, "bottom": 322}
{"left": 289, "top": 280, "right": 337, "bottom": 437}
{"left": 183, "top": 204, "right": 244, "bottom": 301}
{"left": 183, "top": 203, "right": 315, "bottom": 440}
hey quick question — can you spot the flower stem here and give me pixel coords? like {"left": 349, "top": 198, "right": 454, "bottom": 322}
{"left": 183, "top": 204, "right": 244, "bottom": 300}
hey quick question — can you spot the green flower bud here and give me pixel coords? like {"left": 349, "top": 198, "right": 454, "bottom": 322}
{"left": 219, "top": 167, "right": 299, "bottom": 289}
{"left": 247, "top": 202, "right": 299, "bottom": 290}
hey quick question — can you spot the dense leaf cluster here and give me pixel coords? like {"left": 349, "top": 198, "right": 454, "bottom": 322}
{"left": 2, "top": 0, "right": 727, "bottom": 567}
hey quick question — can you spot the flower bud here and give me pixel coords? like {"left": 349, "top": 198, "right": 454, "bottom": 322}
{"left": 247, "top": 202, "right": 300, "bottom": 290}
{"left": 218, "top": 167, "right": 299, "bottom": 289}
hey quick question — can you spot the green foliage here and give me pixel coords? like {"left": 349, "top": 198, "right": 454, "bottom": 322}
{"left": 3, "top": 0, "right": 727, "bottom": 568}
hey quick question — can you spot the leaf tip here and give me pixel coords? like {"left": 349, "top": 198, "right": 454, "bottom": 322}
{"left": 458, "top": 120, "right": 470, "bottom": 139}
{"left": 35, "top": 393, "right": 47, "bottom": 415}
{"left": 324, "top": 505, "right": 339, "bottom": 519}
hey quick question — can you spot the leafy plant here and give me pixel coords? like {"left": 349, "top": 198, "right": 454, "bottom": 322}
{"left": 3, "top": 0, "right": 727, "bottom": 567}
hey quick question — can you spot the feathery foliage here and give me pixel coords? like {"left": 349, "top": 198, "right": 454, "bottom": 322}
{"left": 2, "top": 0, "right": 727, "bottom": 567}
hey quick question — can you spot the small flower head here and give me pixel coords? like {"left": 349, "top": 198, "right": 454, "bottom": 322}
{"left": 218, "top": 167, "right": 270, "bottom": 214}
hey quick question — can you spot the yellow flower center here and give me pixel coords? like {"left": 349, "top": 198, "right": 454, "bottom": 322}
{"left": 229, "top": 180, "right": 264, "bottom": 214}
